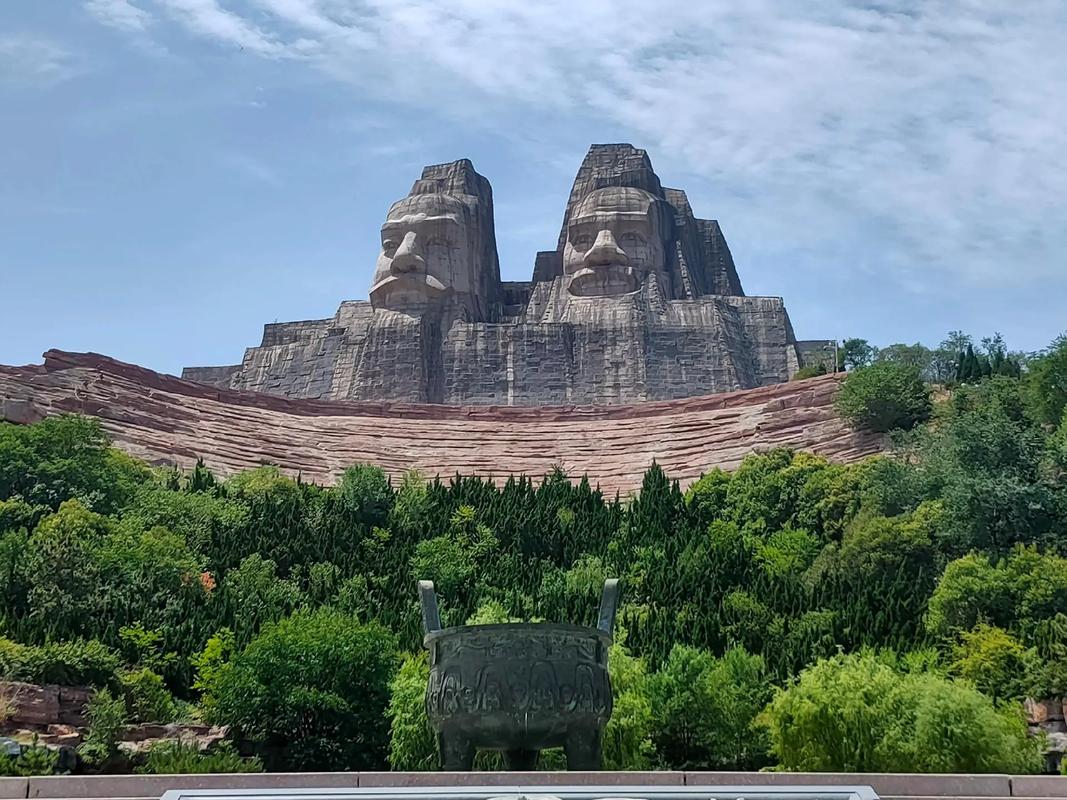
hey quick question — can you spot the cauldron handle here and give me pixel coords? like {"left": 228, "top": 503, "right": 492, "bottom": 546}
{"left": 597, "top": 578, "right": 620, "bottom": 634}
{"left": 418, "top": 580, "right": 442, "bottom": 634}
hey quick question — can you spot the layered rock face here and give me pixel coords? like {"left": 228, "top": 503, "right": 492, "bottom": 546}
{"left": 1, "top": 352, "right": 883, "bottom": 496}
{"left": 183, "top": 144, "right": 830, "bottom": 405}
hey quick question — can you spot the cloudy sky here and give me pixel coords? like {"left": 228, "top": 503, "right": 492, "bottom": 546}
{"left": 2, "top": 0, "right": 1064, "bottom": 375}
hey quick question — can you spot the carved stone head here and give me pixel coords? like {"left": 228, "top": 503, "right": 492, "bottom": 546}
{"left": 370, "top": 193, "right": 471, "bottom": 314}
{"left": 369, "top": 159, "right": 500, "bottom": 321}
{"left": 563, "top": 186, "right": 671, "bottom": 297}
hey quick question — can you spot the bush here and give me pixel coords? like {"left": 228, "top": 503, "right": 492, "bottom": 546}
{"left": 0, "top": 737, "right": 61, "bottom": 776}
{"left": 793, "top": 364, "right": 829, "bottom": 380}
{"left": 77, "top": 689, "right": 128, "bottom": 768}
{"left": 212, "top": 608, "right": 397, "bottom": 771}
{"left": 835, "top": 363, "right": 932, "bottom": 433}
{"left": 761, "top": 651, "right": 1041, "bottom": 773}
{"left": 20, "top": 639, "right": 121, "bottom": 687}
{"left": 120, "top": 668, "right": 178, "bottom": 723}
{"left": 0, "top": 638, "right": 28, "bottom": 679}
{"left": 0, "top": 416, "right": 149, "bottom": 514}
{"left": 648, "top": 645, "right": 771, "bottom": 770}
{"left": 135, "top": 741, "right": 261, "bottom": 774}
{"left": 949, "top": 624, "right": 1037, "bottom": 702}
{"left": 386, "top": 652, "right": 436, "bottom": 771}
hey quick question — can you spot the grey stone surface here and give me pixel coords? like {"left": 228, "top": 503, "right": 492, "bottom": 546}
{"left": 182, "top": 144, "right": 825, "bottom": 405}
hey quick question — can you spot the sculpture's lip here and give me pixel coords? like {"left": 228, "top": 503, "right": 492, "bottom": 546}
{"left": 369, "top": 273, "right": 447, "bottom": 300}
{"left": 423, "top": 621, "right": 613, "bottom": 645}
{"left": 567, "top": 265, "right": 639, "bottom": 297}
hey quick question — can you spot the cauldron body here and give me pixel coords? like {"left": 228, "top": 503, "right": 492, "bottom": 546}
{"left": 424, "top": 623, "right": 612, "bottom": 769}
{"left": 417, "top": 579, "right": 620, "bottom": 770}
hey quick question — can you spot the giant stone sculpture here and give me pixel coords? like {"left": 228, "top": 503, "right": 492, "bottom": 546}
{"left": 184, "top": 144, "right": 833, "bottom": 404}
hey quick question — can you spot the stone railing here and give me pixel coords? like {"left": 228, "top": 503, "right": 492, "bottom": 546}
{"left": 0, "top": 771, "right": 1065, "bottom": 800}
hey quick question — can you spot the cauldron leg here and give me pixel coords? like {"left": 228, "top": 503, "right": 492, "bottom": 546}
{"left": 438, "top": 733, "right": 475, "bottom": 771}
{"left": 503, "top": 749, "right": 539, "bottom": 770}
{"left": 564, "top": 728, "right": 602, "bottom": 771}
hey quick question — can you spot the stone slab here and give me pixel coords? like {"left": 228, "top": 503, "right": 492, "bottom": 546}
{"left": 27, "top": 772, "right": 359, "bottom": 797}
{"left": 358, "top": 772, "right": 684, "bottom": 787}
{"left": 1010, "top": 777, "right": 1067, "bottom": 797}
{"left": 0, "top": 777, "right": 27, "bottom": 799}
{"left": 683, "top": 773, "right": 1012, "bottom": 798}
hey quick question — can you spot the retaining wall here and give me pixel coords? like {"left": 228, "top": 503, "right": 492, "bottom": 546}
{"left": 0, "top": 771, "right": 1063, "bottom": 800}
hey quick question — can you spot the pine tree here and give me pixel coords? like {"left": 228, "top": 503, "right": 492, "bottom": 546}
{"left": 962, "top": 344, "right": 978, "bottom": 383}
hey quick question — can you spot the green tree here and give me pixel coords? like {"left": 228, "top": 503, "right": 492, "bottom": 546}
{"left": 1027, "top": 334, "right": 1067, "bottom": 426}
{"left": 221, "top": 554, "right": 305, "bottom": 646}
{"left": 0, "top": 416, "right": 149, "bottom": 514}
{"left": 876, "top": 343, "right": 933, "bottom": 376}
{"left": 761, "top": 651, "right": 1040, "bottom": 773}
{"left": 839, "top": 338, "right": 878, "bottom": 371}
{"left": 948, "top": 624, "right": 1037, "bottom": 702}
{"left": 648, "top": 645, "right": 771, "bottom": 770}
{"left": 212, "top": 608, "right": 397, "bottom": 771}
{"left": 835, "top": 363, "right": 932, "bottom": 433}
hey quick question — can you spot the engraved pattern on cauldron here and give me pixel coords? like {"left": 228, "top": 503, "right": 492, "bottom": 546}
{"left": 425, "top": 629, "right": 611, "bottom": 719}
{"left": 434, "top": 629, "right": 603, "bottom": 664}
{"left": 425, "top": 659, "right": 611, "bottom": 718}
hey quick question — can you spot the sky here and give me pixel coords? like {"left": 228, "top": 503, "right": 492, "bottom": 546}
{"left": 1, "top": 0, "right": 1065, "bottom": 376}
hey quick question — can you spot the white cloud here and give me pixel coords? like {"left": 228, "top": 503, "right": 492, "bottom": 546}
{"left": 85, "top": 0, "right": 153, "bottom": 33}
{"left": 95, "top": 0, "right": 1067, "bottom": 287}
{"left": 0, "top": 35, "right": 77, "bottom": 87}
{"left": 156, "top": 0, "right": 316, "bottom": 57}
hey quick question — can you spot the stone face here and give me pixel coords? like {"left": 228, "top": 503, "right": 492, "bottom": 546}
{"left": 0, "top": 351, "right": 884, "bottom": 497}
{"left": 183, "top": 144, "right": 825, "bottom": 406}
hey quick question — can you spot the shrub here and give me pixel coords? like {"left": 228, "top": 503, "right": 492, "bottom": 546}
{"left": 0, "top": 416, "right": 149, "bottom": 514}
{"left": 120, "top": 668, "right": 178, "bottom": 723}
{"left": 648, "top": 645, "right": 771, "bottom": 770}
{"left": 0, "top": 737, "right": 61, "bottom": 776}
{"left": 386, "top": 652, "right": 436, "bottom": 771}
{"left": 212, "top": 608, "right": 397, "bottom": 771}
{"left": 835, "top": 363, "right": 932, "bottom": 433}
{"left": 949, "top": 624, "right": 1037, "bottom": 702}
{"left": 0, "top": 638, "right": 28, "bottom": 679}
{"left": 190, "top": 628, "right": 234, "bottom": 720}
{"left": 20, "top": 639, "right": 121, "bottom": 687}
{"left": 77, "top": 689, "right": 128, "bottom": 768}
{"left": 135, "top": 741, "right": 261, "bottom": 774}
{"left": 761, "top": 651, "right": 1041, "bottom": 773}
{"left": 603, "top": 640, "right": 655, "bottom": 770}
{"left": 793, "top": 364, "right": 829, "bottom": 380}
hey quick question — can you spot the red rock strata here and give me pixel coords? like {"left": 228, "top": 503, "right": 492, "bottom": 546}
{"left": 0, "top": 351, "right": 884, "bottom": 495}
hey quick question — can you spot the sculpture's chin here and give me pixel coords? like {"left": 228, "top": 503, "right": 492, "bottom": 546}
{"left": 567, "top": 266, "right": 639, "bottom": 297}
{"left": 369, "top": 274, "right": 447, "bottom": 313}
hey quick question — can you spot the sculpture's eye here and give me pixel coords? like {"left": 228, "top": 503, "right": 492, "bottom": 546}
{"left": 573, "top": 234, "right": 593, "bottom": 250}
{"left": 619, "top": 232, "right": 645, "bottom": 247}
{"left": 425, "top": 236, "right": 449, "bottom": 248}
{"left": 382, "top": 239, "right": 398, "bottom": 254}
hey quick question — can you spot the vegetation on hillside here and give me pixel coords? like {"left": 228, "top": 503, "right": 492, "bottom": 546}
{"left": 0, "top": 331, "right": 1065, "bottom": 774}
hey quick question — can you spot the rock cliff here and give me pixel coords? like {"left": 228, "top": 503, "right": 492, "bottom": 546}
{"left": 3, "top": 351, "right": 884, "bottom": 495}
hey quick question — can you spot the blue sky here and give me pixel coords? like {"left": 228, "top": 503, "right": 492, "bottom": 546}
{"left": 2, "top": 0, "right": 1064, "bottom": 376}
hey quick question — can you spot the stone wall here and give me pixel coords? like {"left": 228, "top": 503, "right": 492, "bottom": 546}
{"left": 2, "top": 350, "right": 884, "bottom": 496}
{"left": 3, "top": 770, "right": 1065, "bottom": 800}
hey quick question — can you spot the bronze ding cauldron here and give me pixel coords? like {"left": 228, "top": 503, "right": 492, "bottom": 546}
{"left": 417, "top": 579, "right": 620, "bottom": 771}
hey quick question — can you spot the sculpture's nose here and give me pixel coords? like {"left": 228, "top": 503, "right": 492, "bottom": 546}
{"left": 584, "top": 228, "right": 629, "bottom": 268}
{"left": 390, "top": 231, "right": 425, "bottom": 274}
